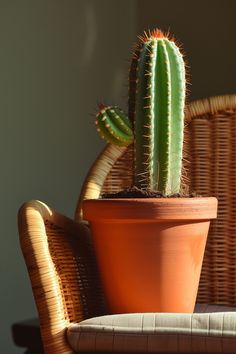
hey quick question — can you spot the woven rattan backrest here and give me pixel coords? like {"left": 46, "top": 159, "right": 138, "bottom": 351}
{"left": 188, "top": 96, "right": 236, "bottom": 305}
{"left": 76, "top": 94, "right": 236, "bottom": 306}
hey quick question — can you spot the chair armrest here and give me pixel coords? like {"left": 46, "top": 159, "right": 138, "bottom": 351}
{"left": 18, "top": 200, "right": 105, "bottom": 354}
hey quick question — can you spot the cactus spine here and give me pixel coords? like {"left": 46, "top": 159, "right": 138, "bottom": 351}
{"left": 96, "top": 105, "right": 133, "bottom": 147}
{"left": 130, "top": 30, "right": 186, "bottom": 194}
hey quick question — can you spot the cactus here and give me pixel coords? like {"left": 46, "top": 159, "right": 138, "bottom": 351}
{"left": 96, "top": 104, "right": 133, "bottom": 147}
{"left": 96, "top": 29, "right": 186, "bottom": 195}
{"left": 130, "top": 29, "right": 186, "bottom": 194}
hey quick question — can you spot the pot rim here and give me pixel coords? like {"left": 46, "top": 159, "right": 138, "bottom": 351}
{"left": 83, "top": 197, "right": 218, "bottom": 221}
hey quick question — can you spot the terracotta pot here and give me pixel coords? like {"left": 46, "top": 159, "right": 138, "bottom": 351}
{"left": 83, "top": 197, "right": 217, "bottom": 314}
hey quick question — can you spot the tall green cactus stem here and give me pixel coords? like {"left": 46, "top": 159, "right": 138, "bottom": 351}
{"left": 96, "top": 105, "right": 133, "bottom": 147}
{"left": 130, "top": 30, "right": 186, "bottom": 194}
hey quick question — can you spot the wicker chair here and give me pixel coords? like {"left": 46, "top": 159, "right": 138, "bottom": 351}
{"left": 18, "top": 94, "right": 236, "bottom": 354}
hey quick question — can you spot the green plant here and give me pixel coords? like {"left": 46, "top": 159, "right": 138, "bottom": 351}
{"left": 96, "top": 104, "right": 133, "bottom": 147}
{"left": 96, "top": 29, "right": 186, "bottom": 195}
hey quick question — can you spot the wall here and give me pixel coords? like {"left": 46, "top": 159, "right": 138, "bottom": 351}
{"left": 0, "top": 1, "right": 136, "bottom": 352}
{"left": 137, "top": 0, "right": 236, "bottom": 100}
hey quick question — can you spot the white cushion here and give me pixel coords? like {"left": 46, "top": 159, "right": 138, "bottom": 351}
{"left": 67, "top": 304, "right": 236, "bottom": 353}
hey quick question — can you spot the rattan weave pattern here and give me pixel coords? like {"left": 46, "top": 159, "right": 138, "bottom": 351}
{"left": 189, "top": 108, "right": 236, "bottom": 305}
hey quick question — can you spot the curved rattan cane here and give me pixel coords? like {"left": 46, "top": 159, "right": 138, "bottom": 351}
{"left": 76, "top": 94, "right": 236, "bottom": 306}
{"left": 18, "top": 201, "right": 106, "bottom": 354}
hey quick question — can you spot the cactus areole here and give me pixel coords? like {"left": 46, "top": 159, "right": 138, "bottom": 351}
{"left": 130, "top": 29, "right": 185, "bottom": 195}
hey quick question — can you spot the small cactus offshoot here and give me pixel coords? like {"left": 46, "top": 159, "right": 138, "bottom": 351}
{"left": 96, "top": 104, "right": 133, "bottom": 147}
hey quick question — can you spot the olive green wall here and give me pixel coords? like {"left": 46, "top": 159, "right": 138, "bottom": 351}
{"left": 137, "top": 0, "right": 236, "bottom": 100}
{"left": 0, "top": 1, "right": 136, "bottom": 352}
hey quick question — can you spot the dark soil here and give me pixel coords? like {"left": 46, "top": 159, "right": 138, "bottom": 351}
{"left": 101, "top": 186, "right": 198, "bottom": 199}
